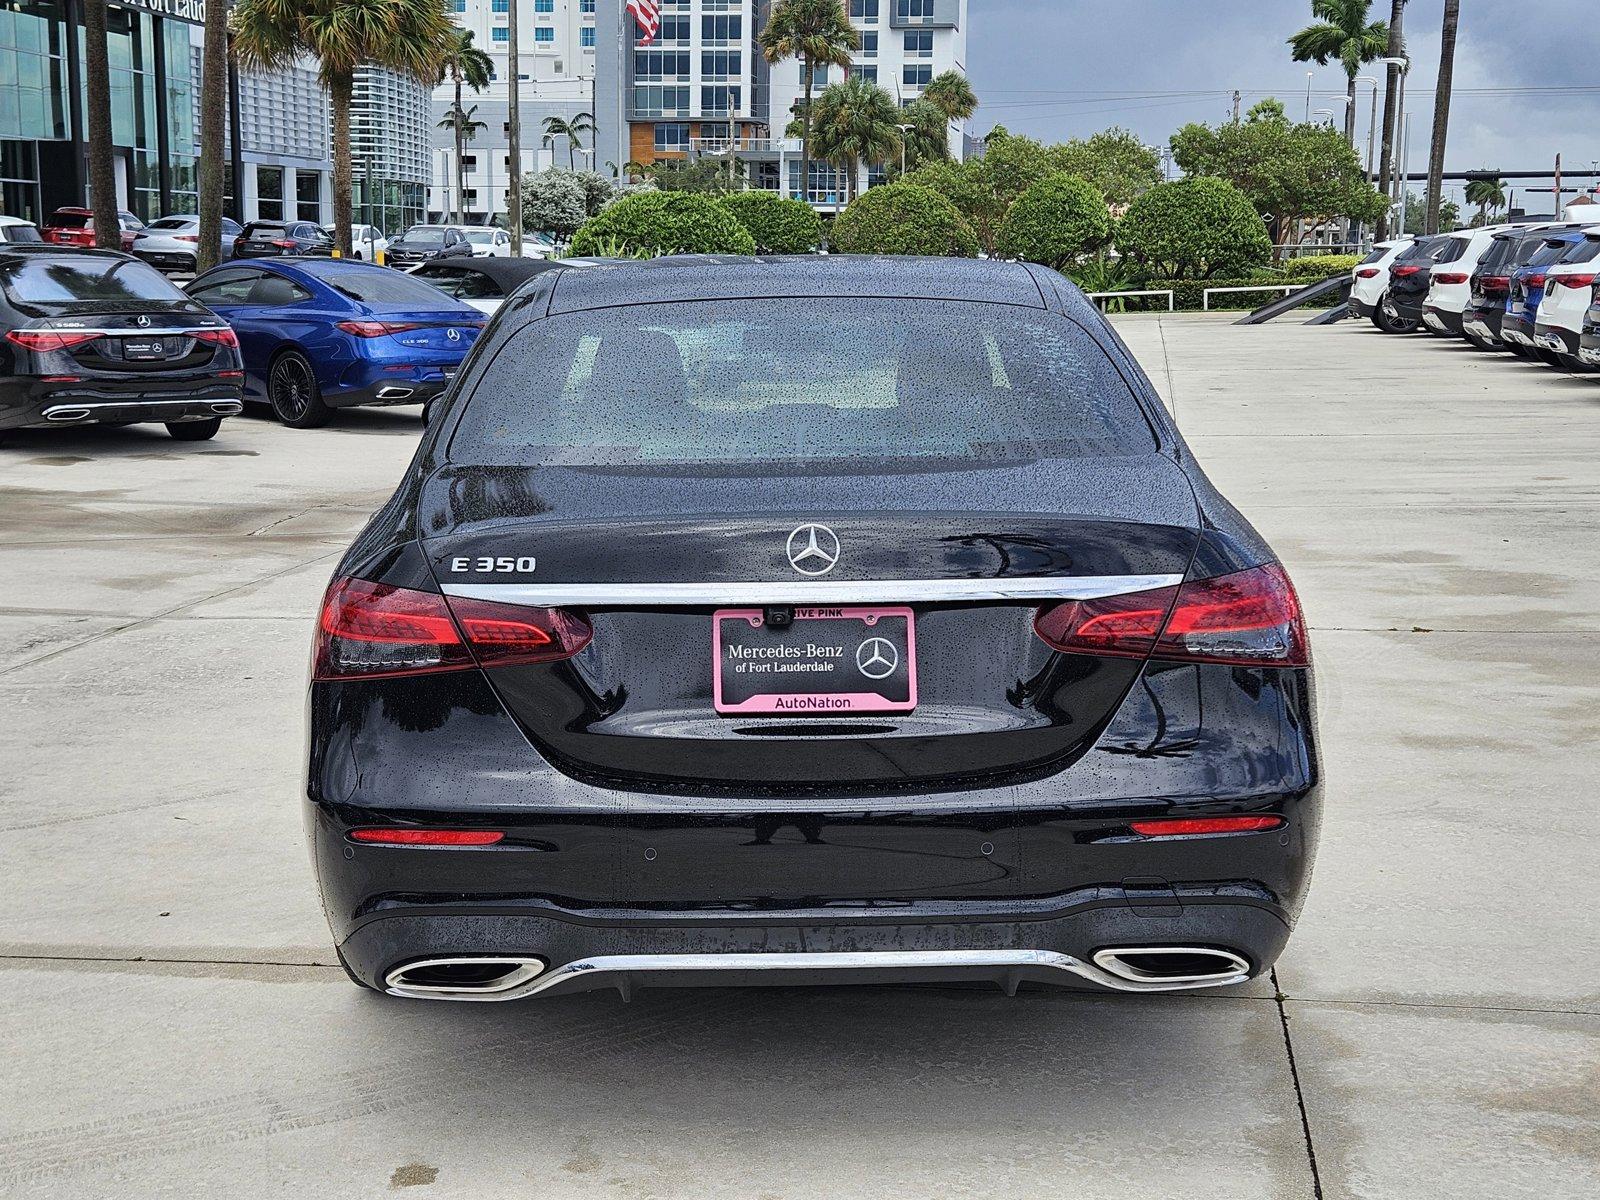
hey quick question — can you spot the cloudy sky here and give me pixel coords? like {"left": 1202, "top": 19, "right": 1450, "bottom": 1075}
{"left": 966, "top": 0, "right": 1598, "bottom": 211}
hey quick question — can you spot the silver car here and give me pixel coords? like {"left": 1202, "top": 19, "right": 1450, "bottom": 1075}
{"left": 133, "top": 214, "right": 242, "bottom": 273}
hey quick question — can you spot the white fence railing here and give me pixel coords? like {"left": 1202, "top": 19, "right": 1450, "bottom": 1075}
{"left": 1202, "top": 284, "right": 1302, "bottom": 311}
{"left": 1086, "top": 289, "right": 1175, "bottom": 312}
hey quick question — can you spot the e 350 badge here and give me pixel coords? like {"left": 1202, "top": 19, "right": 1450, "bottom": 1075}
{"left": 450, "top": 556, "right": 536, "bottom": 573}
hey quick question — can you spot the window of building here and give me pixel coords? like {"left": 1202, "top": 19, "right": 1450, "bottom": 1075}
{"left": 701, "top": 51, "right": 740, "bottom": 80}
{"left": 492, "top": 27, "right": 508, "bottom": 42}
{"left": 654, "top": 122, "right": 690, "bottom": 152}
{"left": 787, "top": 160, "right": 848, "bottom": 205}
{"left": 849, "top": 64, "right": 878, "bottom": 83}
{"left": 454, "top": 0, "right": 465, "bottom": 11}
{"left": 860, "top": 31, "right": 877, "bottom": 57}
{"left": 492, "top": 0, "right": 507, "bottom": 10}
{"left": 535, "top": 0, "right": 553, "bottom": 10}
{"left": 810, "top": 64, "right": 829, "bottom": 88}
{"left": 655, "top": 15, "right": 690, "bottom": 43}
{"left": 903, "top": 63, "right": 932, "bottom": 88}
{"left": 581, "top": 0, "right": 595, "bottom": 10}
{"left": 896, "top": 0, "right": 934, "bottom": 20}
{"left": 633, "top": 86, "right": 690, "bottom": 116}
{"left": 701, "top": 86, "right": 741, "bottom": 114}
{"left": 581, "top": 26, "right": 596, "bottom": 47}
{"left": 851, "top": 0, "right": 879, "bottom": 21}
{"left": 534, "top": 26, "right": 555, "bottom": 43}
{"left": 256, "top": 166, "right": 283, "bottom": 220}
{"left": 904, "top": 30, "right": 932, "bottom": 57}
{"left": 296, "top": 170, "right": 321, "bottom": 221}
{"left": 635, "top": 50, "right": 690, "bottom": 80}
{"left": 701, "top": 15, "right": 741, "bottom": 44}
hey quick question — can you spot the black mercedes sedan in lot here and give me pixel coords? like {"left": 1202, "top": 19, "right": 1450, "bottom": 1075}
{"left": 0, "top": 245, "right": 243, "bottom": 444}
{"left": 307, "top": 256, "right": 1320, "bottom": 1002}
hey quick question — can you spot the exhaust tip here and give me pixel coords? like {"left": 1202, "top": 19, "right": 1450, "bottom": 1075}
{"left": 44, "top": 407, "right": 92, "bottom": 423}
{"left": 210, "top": 401, "right": 243, "bottom": 415}
{"left": 375, "top": 385, "right": 414, "bottom": 400}
{"left": 383, "top": 956, "right": 545, "bottom": 1001}
{"left": 1092, "top": 946, "right": 1251, "bottom": 986}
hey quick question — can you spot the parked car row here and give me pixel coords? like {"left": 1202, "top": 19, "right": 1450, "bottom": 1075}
{"left": 0, "top": 241, "right": 570, "bottom": 446}
{"left": 1354, "top": 221, "right": 1600, "bottom": 372}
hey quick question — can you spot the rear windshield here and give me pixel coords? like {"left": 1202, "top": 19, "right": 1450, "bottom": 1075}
{"left": 1, "top": 256, "right": 188, "bottom": 305}
{"left": 1433, "top": 237, "right": 1468, "bottom": 264}
{"left": 49, "top": 211, "right": 89, "bottom": 229}
{"left": 466, "top": 230, "right": 497, "bottom": 243}
{"left": 452, "top": 298, "right": 1156, "bottom": 468}
{"left": 1356, "top": 245, "right": 1390, "bottom": 266}
{"left": 306, "top": 265, "right": 459, "bottom": 306}
{"left": 1513, "top": 234, "right": 1554, "bottom": 265}
{"left": 148, "top": 217, "right": 193, "bottom": 231}
{"left": 1528, "top": 238, "right": 1578, "bottom": 268}
{"left": 243, "top": 223, "right": 287, "bottom": 238}
{"left": 1562, "top": 237, "right": 1600, "bottom": 265}
{"left": 1479, "top": 238, "right": 1516, "bottom": 271}
{"left": 1, "top": 224, "right": 43, "bottom": 243}
{"left": 403, "top": 227, "right": 448, "bottom": 245}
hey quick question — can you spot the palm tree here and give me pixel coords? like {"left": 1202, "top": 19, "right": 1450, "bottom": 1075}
{"left": 1424, "top": 0, "right": 1460, "bottom": 234}
{"left": 759, "top": 0, "right": 858, "bottom": 205}
{"left": 1465, "top": 176, "right": 1505, "bottom": 224}
{"left": 438, "top": 29, "right": 492, "bottom": 225}
{"left": 624, "top": 159, "right": 649, "bottom": 183}
{"left": 82, "top": 0, "right": 119, "bottom": 249}
{"left": 896, "top": 97, "right": 951, "bottom": 176}
{"left": 1375, "top": 0, "right": 1406, "bottom": 240}
{"left": 542, "top": 113, "right": 595, "bottom": 171}
{"left": 195, "top": 0, "right": 229, "bottom": 269}
{"left": 809, "top": 76, "right": 901, "bottom": 206}
{"left": 437, "top": 104, "right": 488, "bottom": 220}
{"left": 231, "top": 0, "right": 457, "bottom": 257}
{"left": 1288, "top": 0, "right": 1389, "bottom": 147}
{"left": 921, "top": 70, "right": 977, "bottom": 125}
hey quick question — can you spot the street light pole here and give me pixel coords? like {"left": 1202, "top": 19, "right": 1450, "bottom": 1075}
{"left": 1305, "top": 71, "right": 1314, "bottom": 123}
{"left": 894, "top": 123, "right": 915, "bottom": 177}
{"left": 1356, "top": 75, "right": 1381, "bottom": 178}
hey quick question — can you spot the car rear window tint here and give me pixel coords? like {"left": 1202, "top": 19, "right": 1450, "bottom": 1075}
{"left": 148, "top": 218, "right": 192, "bottom": 230}
{"left": 1528, "top": 238, "right": 1577, "bottom": 268}
{"left": 1, "top": 256, "right": 187, "bottom": 304}
{"left": 309, "top": 266, "right": 460, "bottom": 306}
{"left": 1562, "top": 238, "right": 1600, "bottom": 264}
{"left": 1434, "top": 238, "right": 1468, "bottom": 264}
{"left": 452, "top": 298, "right": 1156, "bottom": 468}
{"left": 1356, "top": 246, "right": 1389, "bottom": 266}
{"left": 49, "top": 211, "right": 89, "bottom": 228}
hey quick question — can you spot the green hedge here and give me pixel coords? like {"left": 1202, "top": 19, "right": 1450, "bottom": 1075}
{"left": 720, "top": 191, "right": 823, "bottom": 254}
{"left": 1278, "top": 254, "right": 1361, "bottom": 281}
{"left": 830, "top": 182, "right": 980, "bottom": 257}
{"left": 569, "top": 190, "right": 755, "bottom": 257}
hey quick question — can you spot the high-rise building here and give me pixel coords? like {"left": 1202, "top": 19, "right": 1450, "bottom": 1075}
{"left": 429, "top": 0, "right": 601, "bottom": 222}
{"left": 350, "top": 66, "right": 433, "bottom": 233}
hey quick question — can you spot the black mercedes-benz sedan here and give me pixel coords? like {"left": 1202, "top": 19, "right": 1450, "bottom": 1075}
{"left": 0, "top": 245, "right": 244, "bottom": 444}
{"left": 308, "top": 256, "right": 1320, "bottom": 1002}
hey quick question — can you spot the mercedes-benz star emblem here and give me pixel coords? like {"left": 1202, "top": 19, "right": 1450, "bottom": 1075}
{"left": 446, "top": 327, "right": 461, "bottom": 341}
{"left": 856, "top": 637, "right": 898, "bottom": 680}
{"left": 134, "top": 314, "right": 150, "bottom": 327}
{"left": 786, "top": 523, "right": 841, "bottom": 577}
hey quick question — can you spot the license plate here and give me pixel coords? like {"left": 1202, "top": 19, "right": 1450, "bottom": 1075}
{"left": 122, "top": 338, "right": 172, "bottom": 359}
{"left": 713, "top": 606, "right": 916, "bottom": 715}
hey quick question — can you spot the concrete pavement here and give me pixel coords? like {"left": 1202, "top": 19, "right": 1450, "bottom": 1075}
{"left": 1, "top": 316, "right": 1595, "bottom": 1198}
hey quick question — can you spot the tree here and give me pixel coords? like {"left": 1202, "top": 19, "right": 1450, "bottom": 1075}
{"left": 1425, "top": 0, "right": 1460, "bottom": 234}
{"left": 623, "top": 159, "right": 649, "bottom": 183}
{"left": 759, "top": 0, "right": 858, "bottom": 204}
{"left": 896, "top": 98, "right": 953, "bottom": 175}
{"left": 1116, "top": 177, "right": 1272, "bottom": 280}
{"left": 1375, "top": 0, "right": 1406, "bottom": 239}
{"left": 1171, "top": 109, "right": 1386, "bottom": 249}
{"left": 231, "top": 0, "right": 456, "bottom": 257}
{"left": 995, "top": 173, "right": 1111, "bottom": 269}
{"left": 808, "top": 76, "right": 902, "bottom": 205}
{"left": 195, "top": 0, "right": 229, "bottom": 270}
{"left": 648, "top": 158, "right": 740, "bottom": 194}
{"left": 1465, "top": 176, "right": 1505, "bottom": 224}
{"left": 569, "top": 191, "right": 755, "bottom": 257}
{"left": 830, "top": 182, "right": 979, "bottom": 257}
{"left": 1400, "top": 189, "right": 1457, "bottom": 235}
{"left": 921, "top": 70, "right": 977, "bottom": 124}
{"left": 438, "top": 29, "right": 492, "bottom": 225}
{"left": 437, "top": 104, "right": 487, "bottom": 220}
{"left": 721, "top": 190, "right": 823, "bottom": 253}
{"left": 904, "top": 133, "right": 1056, "bottom": 256}
{"left": 1050, "top": 127, "right": 1162, "bottom": 208}
{"left": 1287, "top": 0, "right": 1389, "bottom": 146}
{"left": 542, "top": 112, "right": 596, "bottom": 171}
{"left": 520, "top": 170, "right": 588, "bottom": 239}
{"left": 82, "top": 0, "right": 119, "bottom": 249}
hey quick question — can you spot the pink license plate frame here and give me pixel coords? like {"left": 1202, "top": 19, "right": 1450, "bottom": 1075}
{"left": 712, "top": 605, "right": 917, "bottom": 716}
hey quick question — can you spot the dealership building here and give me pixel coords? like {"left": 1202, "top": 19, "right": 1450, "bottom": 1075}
{"left": 0, "top": 0, "right": 429, "bottom": 230}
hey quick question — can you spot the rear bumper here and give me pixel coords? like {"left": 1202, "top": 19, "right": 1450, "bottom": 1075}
{"left": 1, "top": 376, "right": 244, "bottom": 430}
{"left": 1500, "top": 313, "right": 1536, "bottom": 346}
{"left": 1423, "top": 306, "right": 1464, "bottom": 336}
{"left": 1533, "top": 322, "right": 1580, "bottom": 358}
{"left": 1462, "top": 306, "right": 1504, "bottom": 344}
{"left": 327, "top": 374, "right": 450, "bottom": 409}
{"left": 1349, "top": 297, "right": 1375, "bottom": 319}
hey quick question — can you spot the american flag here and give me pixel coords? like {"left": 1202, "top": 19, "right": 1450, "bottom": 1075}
{"left": 626, "top": 0, "right": 661, "bottom": 45}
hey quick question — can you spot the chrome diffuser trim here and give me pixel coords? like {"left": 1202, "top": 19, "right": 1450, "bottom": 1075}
{"left": 1091, "top": 946, "right": 1252, "bottom": 985}
{"left": 383, "top": 956, "right": 546, "bottom": 1001}
{"left": 441, "top": 574, "right": 1183, "bottom": 608}
{"left": 384, "top": 948, "right": 1251, "bottom": 1002}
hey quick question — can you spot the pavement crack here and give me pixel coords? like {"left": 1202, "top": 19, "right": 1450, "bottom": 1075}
{"left": 1273, "top": 967, "right": 1325, "bottom": 1200}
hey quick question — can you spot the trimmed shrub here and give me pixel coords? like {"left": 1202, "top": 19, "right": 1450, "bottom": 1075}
{"left": 1279, "top": 253, "right": 1361, "bottom": 281}
{"left": 995, "top": 172, "right": 1112, "bottom": 268}
{"left": 1116, "top": 176, "right": 1272, "bottom": 281}
{"left": 520, "top": 170, "right": 589, "bottom": 239}
{"left": 720, "top": 190, "right": 823, "bottom": 254}
{"left": 829, "top": 182, "right": 979, "bottom": 257}
{"left": 569, "top": 191, "right": 755, "bottom": 257}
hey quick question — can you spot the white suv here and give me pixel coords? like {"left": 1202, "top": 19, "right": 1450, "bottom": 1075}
{"left": 1423, "top": 226, "right": 1522, "bottom": 338}
{"left": 464, "top": 228, "right": 513, "bottom": 258}
{"left": 1533, "top": 228, "right": 1600, "bottom": 367}
{"left": 1349, "top": 238, "right": 1413, "bottom": 321}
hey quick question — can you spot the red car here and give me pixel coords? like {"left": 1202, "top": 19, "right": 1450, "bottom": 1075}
{"left": 41, "top": 207, "right": 144, "bottom": 252}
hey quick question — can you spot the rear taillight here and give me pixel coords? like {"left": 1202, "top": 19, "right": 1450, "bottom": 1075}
{"left": 272, "top": 238, "right": 297, "bottom": 248}
{"left": 1130, "top": 816, "right": 1285, "bottom": 837}
{"left": 312, "top": 577, "right": 592, "bottom": 681}
{"left": 336, "top": 320, "right": 425, "bottom": 337}
{"left": 175, "top": 234, "right": 199, "bottom": 243}
{"left": 5, "top": 329, "right": 101, "bottom": 353}
{"left": 1355, "top": 268, "right": 1380, "bottom": 279}
{"left": 1526, "top": 273, "right": 1546, "bottom": 289}
{"left": 1558, "top": 273, "right": 1596, "bottom": 290}
{"left": 1433, "top": 272, "right": 1469, "bottom": 285}
{"left": 191, "top": 328, "right": 239, "bottom": 349}
{"left": 1482, "top": 275, "right": 1510, "bottom": 294}
{"left": 1034, "top": 563, "right": 1309, "bottom": 668}
{"left": 1392, "top": 264, "right": 1422, "bottom": 277}
{"left": 349, "top": 828, "right": 504, "bottom": 846}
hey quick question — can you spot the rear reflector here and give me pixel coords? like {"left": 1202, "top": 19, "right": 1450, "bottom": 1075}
{"left": 1035, "top": 563, "right": 1309, "bottom": 667}
{"left": 1355, "top": 268, "right": 1380, "bottom": 278}
{"left": 349, "top": 828, "right": 505, "bottom": 846}
{"left": 313, "top": 577, "right": 592, "bottom": 680}
{"left": 1130, "top": 816, "right": 1284, "bottom": 837}
{"left": 5, "top": 329, "right": 101, "bottom": 353}
{"left": 1433, "top": 272, "right": 1469, "bottom": 285}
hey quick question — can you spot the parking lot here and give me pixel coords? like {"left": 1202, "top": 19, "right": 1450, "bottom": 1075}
{"left": 1, "top": 313, "right": 1596, "bottom": 1199}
